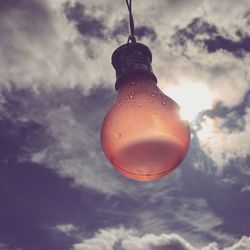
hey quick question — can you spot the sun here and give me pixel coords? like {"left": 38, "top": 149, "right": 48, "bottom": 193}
{"left": 164, "top": 81, "right": 214, "bottom": 122}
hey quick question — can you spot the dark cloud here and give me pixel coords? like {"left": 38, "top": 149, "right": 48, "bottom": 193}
{"left": 112, "top": 18, "right": 129, "bottom": 38}
{"left": 154, "top": 244, "right": 191, "bottom": 250}
{"left": 203, "top": 90, "right": 250, "bottom": 132}
{"left": 135, "top": 26, "right": 157, "bottom": 41}
{"left": 0, "top": 86, "right": 145, "bottom": 250}
{"left": 204, "top": 35, "right": 250, "bottom": 58}
{"left": 173, "top": 18, "right": 218, "bottom": 46}
{"left": 173, "top": 17, "right": 250, "bottom": 57}
{"left": 1, "top": 84, "right": 249, "bottom": 248}
{"left": 181, "top": 140, "right": 250, "bottom": 238}
{"left": 0, "top": 0, "right": 48, "bottom": 15}
{"left": 111, "top": 18, "right": 157, "bottom": 41}
{"left": 0, "top": 0, "right": 51, "bottom": 34}
{"left": 0, "top": 163, "right": 79, "bottom": 250}
{"left": 64, "top": 1, "right": 105, "bottom": 38}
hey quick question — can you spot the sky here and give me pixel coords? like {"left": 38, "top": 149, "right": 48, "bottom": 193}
{"left": 0, "top": 0, "right": 250, "bottom": 249}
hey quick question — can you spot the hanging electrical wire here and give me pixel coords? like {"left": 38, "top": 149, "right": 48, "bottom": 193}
{"left": 126, "top": 0, "right": 136, "bottom": 43}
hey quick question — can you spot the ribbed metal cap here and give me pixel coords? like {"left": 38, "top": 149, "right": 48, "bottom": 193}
{"left": 112, "top": 43, "right": 157, "bottom": 90}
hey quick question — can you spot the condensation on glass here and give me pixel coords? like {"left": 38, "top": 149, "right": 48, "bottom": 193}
{"left": 101, "top": 75, "right": 190, "bottom": 181}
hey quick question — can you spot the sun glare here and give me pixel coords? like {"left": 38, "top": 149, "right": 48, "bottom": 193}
{"left": 165, "top": 82, "right": 214, "bottom": 122}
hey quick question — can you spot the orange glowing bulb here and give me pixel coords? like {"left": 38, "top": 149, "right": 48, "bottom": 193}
{"left": 101, "top": 43, "right": 190, "bottom": 181}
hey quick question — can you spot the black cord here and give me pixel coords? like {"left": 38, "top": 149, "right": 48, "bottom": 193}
{"left": 126, "top": 0, "right": 136, "bottom": 43}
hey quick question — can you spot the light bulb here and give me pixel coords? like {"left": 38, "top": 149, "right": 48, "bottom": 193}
{"left": 101, "top": 43, "right": 190, "bottom": 181}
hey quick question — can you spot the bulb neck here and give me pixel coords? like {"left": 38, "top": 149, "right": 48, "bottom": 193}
{"left": 112, "top": 42, "right": 157, "bottom": 91}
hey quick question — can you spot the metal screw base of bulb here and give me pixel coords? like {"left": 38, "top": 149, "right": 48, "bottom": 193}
{"left": 112, "top": 43, "right": 157, "bottom": 90}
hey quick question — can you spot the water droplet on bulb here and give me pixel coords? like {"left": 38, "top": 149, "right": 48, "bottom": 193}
{"left": 149, "top": 100, "right": 153, "bottom": 103}
{"left": 138, "top": 103, "right": 142, "bottom": 107}
{"left": 152, "top": 94, "right": 155, "bottom": 97}
{"left": 115, "top": 132, "right": 121, "bottom": 139}
{"left": 129, "top": 95, "right": 134, "bottom": 99}
{"left": 162, "top": 101, "right": 166, "bottom": 105}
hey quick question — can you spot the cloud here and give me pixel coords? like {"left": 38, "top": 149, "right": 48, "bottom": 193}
{"left": 0, "top": 243, "right": 8, "bottom": 250}
{"left": 1, "top": 1, "right": 250, "bottom": 249}
{"left": 201, "top": 243, "right": 220, "bottom": 250}
{"left": 172, "top": 17, "right": 250, "bottom": 58}
{"left": 72, "top": 227, "right": 195, "bottom": 250}
{"left": 1, "top": 86, "right": 249, "bottom": 246}
{"left": 72, "top": 227, "right": 250, "bottom": 250}
{"left": 1, "top": 0, "right": 249, "bottom": 112}
{"left": 121, "top": 233, "right": 195, "bottom": 250}
{"left": 0, "top": 0, "right": 116, "bottom": 91}
{"left": 204, "top": 36, "right": 250, "bottom": 57}
{"left": 224, "top": 236, "right": 250, "bottom": 250}
{"left": 0, "top": 243, "right": 22, "bottom": 250}
{"left": 55, "top": 224, "right": 78, "bottom": 235}
{"left": 197, "top": 108, "right": 250, "bottom": 169}
{"left": 0, "top": 86, "right": 129, "bottom": 195}
{"left": 64, "top": 1, "right": 105, "bottom": 38}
